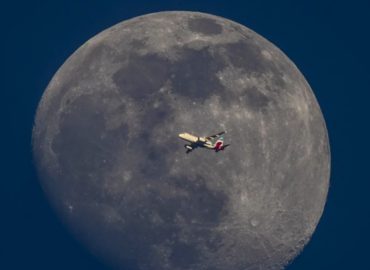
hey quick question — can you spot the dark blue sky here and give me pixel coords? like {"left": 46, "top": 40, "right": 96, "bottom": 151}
{"left": 2, "top": 0, "right": 369, "bottom": 269}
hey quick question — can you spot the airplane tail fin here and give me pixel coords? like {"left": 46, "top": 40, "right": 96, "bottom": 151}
{"left": 215, "top": 143, "right": 230, "bottom": 152}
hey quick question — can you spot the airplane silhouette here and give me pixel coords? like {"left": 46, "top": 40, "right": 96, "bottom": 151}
{"left": 178, "top": 131, "right": 230, "bottom": 154}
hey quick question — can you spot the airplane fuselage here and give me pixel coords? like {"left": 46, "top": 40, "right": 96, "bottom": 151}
{"left": 178, "top": 133, "right": 214, "bottom": 149}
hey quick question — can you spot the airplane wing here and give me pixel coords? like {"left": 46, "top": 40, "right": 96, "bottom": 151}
{"left": 206, "top": 131, "right": 225, "bottom": 140}
{"left": 185, "top": 142, "right": 199, "bottom": 154}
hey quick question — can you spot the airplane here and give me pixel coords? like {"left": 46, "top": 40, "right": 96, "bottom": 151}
{"left": 178, "top": 131, "right": 230, "bottom": 154}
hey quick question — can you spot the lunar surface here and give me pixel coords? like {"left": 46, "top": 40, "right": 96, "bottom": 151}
{"left": 32, "top": 11, "right": 330, "bottom": 270}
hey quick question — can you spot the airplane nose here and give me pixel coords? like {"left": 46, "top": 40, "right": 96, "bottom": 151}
{"left": 178, "top": 133, "right": 185, "bottom": 139}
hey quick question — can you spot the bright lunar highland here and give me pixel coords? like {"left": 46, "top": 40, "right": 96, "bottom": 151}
{"left": 33, "top": 11, "right": 330, "bottom": 270}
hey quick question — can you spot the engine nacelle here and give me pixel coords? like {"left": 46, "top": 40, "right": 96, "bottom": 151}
{"left": 185, "top": 145, "right": 193, "bottom": 150}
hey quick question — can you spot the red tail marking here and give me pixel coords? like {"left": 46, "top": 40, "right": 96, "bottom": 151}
{"left": 215, "top": 141, "right": 223, "bottom": 150}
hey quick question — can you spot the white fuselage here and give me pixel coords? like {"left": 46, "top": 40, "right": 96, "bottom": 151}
{"left": 178, "top": 133, "right": 214, "bottom": 149}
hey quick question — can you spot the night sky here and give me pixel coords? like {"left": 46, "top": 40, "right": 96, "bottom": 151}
{"left": 2, "top": 0, "right": 369, "bottom": 269}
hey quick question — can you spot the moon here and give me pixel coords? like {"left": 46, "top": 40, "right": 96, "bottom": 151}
{"left": 32, "top": 11, "right": 330, "bottom": 270}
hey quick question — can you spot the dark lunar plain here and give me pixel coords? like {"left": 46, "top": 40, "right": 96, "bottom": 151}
{"left": 2, "top": 1, "right": 370, "bottom": 270}
{"left": 32, "top": 11, "right": 329, "bottom": 270}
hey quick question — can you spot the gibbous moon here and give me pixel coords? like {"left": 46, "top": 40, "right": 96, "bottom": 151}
{"left": 33, "top": 11, "right": 330, "bottom": 270}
